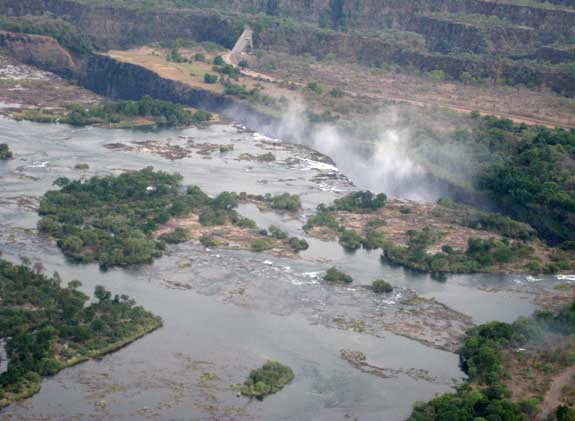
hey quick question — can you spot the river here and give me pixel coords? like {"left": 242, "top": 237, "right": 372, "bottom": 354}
{"left": 0, "top": 117, "right": 555, "bottom": 420}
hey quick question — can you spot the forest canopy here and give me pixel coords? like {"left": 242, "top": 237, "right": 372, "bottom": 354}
{"left": 0, "top": 259, "right": 161, "bottom": 407}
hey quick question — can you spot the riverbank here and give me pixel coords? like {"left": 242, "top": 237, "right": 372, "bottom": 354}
{"left": 0, "top": 318, "right": 162, "bottom": 409}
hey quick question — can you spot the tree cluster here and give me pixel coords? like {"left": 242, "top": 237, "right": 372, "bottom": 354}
{"left": 409, "top": 299, "right": 575, "bottom": 421}
{"left": 240, "top": 360, "right": 294, "bottom": 399}
{"left": 0, "top": 259, "right": 161, "bottom": 406}
{"left": 383, "top": 228, "right": 532, "bottom": 274}
{"left": 64, "top": 96, "right": 211, "bottom": 127}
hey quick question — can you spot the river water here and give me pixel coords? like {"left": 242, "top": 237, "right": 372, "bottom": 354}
{"left": 0, "top": 117, "right": 557, "bottom": 420}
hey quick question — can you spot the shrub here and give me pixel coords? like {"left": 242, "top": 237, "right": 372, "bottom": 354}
{"left": 257, "top": 152, "right": 276, "bottom": 162}
{"left": 219, "top": 144, "right": 234, "bottom": 153}
{"left": 213, "top": 55, "right": 224, "bottom": 65}
{"left": 324, "top": 267, "right": 353, "bottom": 284}
{"left": 307, "top": 82, "right": 323, "bottom": 94}
{"left": 194, "top": 53, "right": 205, "bottom": 62}
{"left": 240, "top": 361, "right": 294, "bottom": 399}
{"left": 0, "top": 143, "right": 13, "bottom": 160}
{"left": 269, "top": 225, "right": 288, "bottom": 240}
{"left": 270, "top": 193, "right": 301, "bottom": 211}
{"left": 251, "top": 238, "right": 274, "bottom": 252}
{"left": 158, "top": 228, "right": 190, "bottom": 244}
{"left": 203, "top": 73, "right": 218, "bottom": 84}
{"left": 371, "top": 279, "right": 393, "bottom": 293}
{"left": 338, "top": 229, "right": 363, "bottom": 251}
{"left": 362, "top": 231, "right": 386, "bottom": 250}
{"left": 332, "top": 191, "right": 387, "bottom": 211}
{"left": 199, "top": 234, "right": 218, "bottom": 248}
{"left": 238, "top": 59, "right": 249, "bottom": 68}
{"left": 288, "top": 237, "right": 309, "bottom": 252}
{"left": 329, "top": 88, "right": 344, "bottom": 98}
{"left": 74, "top": 163, "right": 89, "bottom": 170}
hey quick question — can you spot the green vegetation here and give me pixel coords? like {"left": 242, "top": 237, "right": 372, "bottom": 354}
{"left": 221, "top": 80, "right": 278, "bottom": 108}
{"left": 288, "top": 236, "right": 309, "bottom": 252}
{"left": 240, "top": 360, "right": 294, "bottom": 399}
{"left": 22, "top": 97, "right": 212, "bottom": 128}
{"left": 331, "top": 191, "right": 387, "bottom": 212}
{"left": 250, "top": 238, "right": 274, "bottom": 252}
{"left": 418, "top": 116, "right": 575, "bottom": 248}
{"left": 323, "top": 266, "right": 353, "bottom": 284}
{"left": 307, "top": 82, "right": 324, "bottom": 94}
{"left": 304, "top": 191, "right": 387, "bottom": 232}
{"left": 0, "top": 144, "right": 13, "bottom": 160}
{"left": 268, "top": 193, "right": 301, "bottom": 211}
{"left": 338, "top": 228, "right": 363, "bottom": 251}
{"left": 203, "top": 73, "right": 218, "bottom": 83}
{"left": 199, "top": 233, "right": 218, "bottom": 247}
{"left": 256, "top": 152, "right": 276, "bottom": 162}
{"left": 0, "top": 259, "right": 161, "bottom": 407}
{"left": 213, "top": 55, "right": 224, "bottom": 65}
{"left": 0, "top": 16, "right": 91, "bottom": 55}
{"left": 37, "top": 168, "right": 253, "bottom": 268}
{"left": 74, "top": 163, "right": 89, "bottom": 170}
{"left": 476, "top": 119, "right": 575, "bottom": 246}
{"left": 437, "top": 199, "right": 536, "bottom": 241}
{"left": 38, "top": 168, "right": 188, "bottom": 268}
{"left": 383, "top": 228, "right": 532, "bottom": 273}
{"left": 371, "top": 279, "right": 393, "bottom": 293}
{"left": 251, "top": 225, "right": 308, "bottom": 253}
{"left": 409, "top": 299, "right": 575, "bottom": 420}
{"left": 303, "top": 208, "right": 340, "bottom": 232}
{"left": 158, "top": 227, "right": 190, "bottom": 244}
{"left": 166, "top": 47, "right": 187, "bottom": 63}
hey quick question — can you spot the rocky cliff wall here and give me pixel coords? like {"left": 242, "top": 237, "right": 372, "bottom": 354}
{"left": 0, "top": 29, "right": 76, "bottom": 77}
{"left": 1, "top": 0, "right": 243, "bottom": 50}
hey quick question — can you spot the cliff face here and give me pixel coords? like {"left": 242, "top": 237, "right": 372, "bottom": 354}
{"left": 0, "top": 30, "right": 76, "bottom": 77}
{"left": 79, "top": 53, "right": 283, "bottom": 132}
{"left": 256, "top": 22, "right": 575, "bottom": 97}
{"left": 1, "top": 0, "right": 243, "bottom": 50}
{"left": 2, "top": 0, "right": 575, "bottom": 97}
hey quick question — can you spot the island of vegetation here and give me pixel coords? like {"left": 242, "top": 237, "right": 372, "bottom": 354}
{"left": 0, "top": 258, "right": 162, "bottom": 408}
{"left": 18, "top": 96, "right": 212, "bottom": 128}
{"left": 240, "top": 360, "right": 294, "bottom": 400}
{"left": 304, "top": 188, "right": 575, "bottom": 274}
{"left": 0, "top": 144, "right": 12, "bottom": 160}
{"left": 371, "top": 279, "right": 393, "bottom": 294}
{"left": 38, "top": 168, "right": 309, "bottom": 268}
{"left": 323, "top": 266, "right": 353, "bottom": 284}
{"left": 409, "top": 299, "right": 575, "bottom": 420}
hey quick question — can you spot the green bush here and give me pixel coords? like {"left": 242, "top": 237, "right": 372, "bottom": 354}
{"left": 307, "top": 82, "right": 324, "bottom": 94}
{"left": 323, "top": 267, "right": 353, "bottom": 284}
{"left": 332, "top": 191, "right": 387, "bottom": 212}
{"left": 250, "top": 238, "right": 274, "bottom": 252}
{"left": 269, "top": 193, "right": 301, "bottom": 211}
{"left": 203, "top": 73, "right": 218, "bottom": 84}
{"left": 288, "top": 237, "right": 309, "bottom": 252}
{"left": 0, "top": 143, "right": 13, "bottom": 160}
{"left": 199, "top": 234, "right": 218, "bottom": 248}
{"left": 371, "top": 279, "right": 393, "bottom": 293}
{"left": 240, "top": 361, "right": 294, "bottom": 399}
{"left": 213, "top": 55, "right": 224, "bottom": 65}
{"left": 158, "top": 228, "right": 190, "bottom": 244}
{"left": 338, "top": 229, "right": 363, "bottom": 251}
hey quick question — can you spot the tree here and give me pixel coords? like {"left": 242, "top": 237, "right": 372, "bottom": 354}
{"left": 371, "top": 279, "right": 393, "bottom": 293}
{"left": 204, "top": 73, "right": 218, "bottom": 84}
{"left": 94, "top": 285, "right": 111, "bottom": 302}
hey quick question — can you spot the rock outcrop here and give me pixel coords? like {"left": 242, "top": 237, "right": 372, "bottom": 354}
{"left": 0, "top": 30, "right": 76, "bottom": 77}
